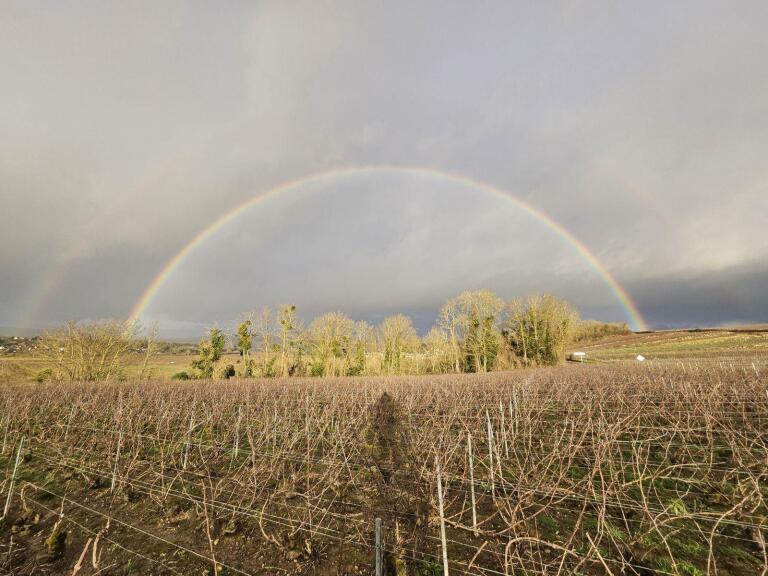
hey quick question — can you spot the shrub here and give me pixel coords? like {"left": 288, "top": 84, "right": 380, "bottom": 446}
{"left": 35, "top": 368, "right": 53, "bottom": 383}
{"left": 219, "top": 364, "right": 236, "bottom": 379}
{"left": 36, "top": 320, "right": 144, "bottom": 382}
{"left": 573, "top": 320, "right": 631, "bottom": 343}
{"left": 310, "top": 363, "right": 325, "bottom": 377}
{"left": 191, "top": 328, "right": 225, "bottom": 378}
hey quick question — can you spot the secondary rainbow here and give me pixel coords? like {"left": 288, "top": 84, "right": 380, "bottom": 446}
{"left": 128, "top": 165, "right": 648, "bottom": 331}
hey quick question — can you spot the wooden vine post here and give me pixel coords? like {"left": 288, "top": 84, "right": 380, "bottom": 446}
{"left": 486, "top": 410, "right": 495, "bottom": 498}
{"left": 2, "top": 436, "right": 25, "bottom": 521}
{"left": 111, "top": 428, "right": 123, "bottom": 492}
{"left": 375, "top": 517, "right": 383, "bottom": 576}
{"left": 467, "top": 432, "right": 478, "bottom": 536}
{"left": 435, "top": 454, "right": 450, "bottom": 576}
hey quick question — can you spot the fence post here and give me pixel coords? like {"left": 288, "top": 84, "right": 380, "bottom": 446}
{"left": 111, "top": 428, "right": 123, "bottom": 492}
{"left": 467, "top": 432, "right": 478, "bottom": 536}
{"left": 375, "top": 517, "right": 383, "bottom": 576}
{"left": 183, "top": 413, "right": 194, "bottom": 470}
{"left": 2, "top": 436, "right": 25, "bottom": 521}
{"left": 435, "top": 455, "right": 450, "bottom": 576}
{"left": 486, "top": 410, "right": 495, "bottom": 498}
{"left": 1, "top": 418, "right": 9, "bottom": 455}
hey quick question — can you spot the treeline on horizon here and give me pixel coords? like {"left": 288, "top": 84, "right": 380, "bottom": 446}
{"left": 32, "top": 290, "right": 631, "bottom": 382}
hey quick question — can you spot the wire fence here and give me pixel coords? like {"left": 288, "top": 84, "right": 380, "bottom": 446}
{"left": 1, "top": 363, "right": 767, "bottom": 575}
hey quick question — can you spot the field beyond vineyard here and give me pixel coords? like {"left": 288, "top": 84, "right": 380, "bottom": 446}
{"left": 1, "top": 363, "right": 767, "bottom": 575}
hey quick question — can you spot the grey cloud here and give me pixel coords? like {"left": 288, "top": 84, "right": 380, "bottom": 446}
{"left": 629, "top": 260, "right": 768, "bottom": 329}
{"left": 2, "top": 1, "right": 767, "bottom": 335}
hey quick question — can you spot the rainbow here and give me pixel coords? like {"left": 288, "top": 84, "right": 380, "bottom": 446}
{"left": 126, "top": 165, "right": 648, "bottom": 331}
{"left": 18, "top": 239, "right": 92, "bottom": 334}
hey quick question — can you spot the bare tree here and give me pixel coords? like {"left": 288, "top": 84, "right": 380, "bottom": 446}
{"left": 236, "top": 313, "right": 254, "bottom": 377}
{"left": 423, "top": 326, "right": 453, "bottom": 374}
{"left": 504, "top": 294, "right": 579, "bottom": 365}
{"left": 351, "top": 320, "right": 374, "bottom": 375}
{"left": 438, "top": 290, "right": 504, "bottom": 373}
{"left": 438, "top": 297, "right": 463, "bottom": 373}
{"left": 308, "top": 312, "right": 355, "bottom": 377}
{"left": 379, "top": 314, "right": 419, "bottom": 375}
{"left": 253, "top": 307, "right": 275, "bottom": 377}
{"left": 138, "top": 321, "right": 160, "bottom": 380}
{"left": 36, "top": 320, "right": 142, "bottom": 382}
{"left": 278, "top": 305, "right": 298, "bottom": 377}
{"left": 456, "top": 290, "right": 504, "bottom": 372}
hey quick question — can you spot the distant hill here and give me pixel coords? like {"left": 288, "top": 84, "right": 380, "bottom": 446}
{"left": 570, "top": 327, "right": 768, "bottom": 362}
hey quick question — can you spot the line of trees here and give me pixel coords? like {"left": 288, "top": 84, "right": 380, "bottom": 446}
{"left": 181, "top": 291, "right": 581, "bottom": 379}
{"left": 27, "top": 291, "right": 593, "bottom": 382}
{"left": 573, "top": 319, "right": 631, "bottom": 342}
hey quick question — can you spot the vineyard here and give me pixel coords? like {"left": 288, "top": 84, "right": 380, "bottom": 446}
{"left": 1, "top": 363, "right": 767, "bottom": 575}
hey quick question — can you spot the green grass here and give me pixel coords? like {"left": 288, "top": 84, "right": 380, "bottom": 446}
{"left": 537, "top": 513, "right": 559, "bottom": 539}
{"left": 575, "top": 329, "right": 768, "bottom": 362}
{"left": 419, "top": 558, "right": 443, "bottom": 576}
{"left": 653, "top": 558, "right": 705, "bottom": 576}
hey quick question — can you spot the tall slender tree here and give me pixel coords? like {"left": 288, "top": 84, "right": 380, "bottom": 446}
{"left": 236, "top": 316, "right": 254, "bottom": 377}
{"left": 440, "top": 290, "right": 504, "bottom": 373}
{"left": 192, "top": 327, "right": 225, "bottom": 378}
{"left": 379, "top": 314, "right": 418, "bottom": 375}
{"left": 253, "top": 307, "right": 275, "bottom": 377}
{"left": 308, "top": 312, "right": 354, "bottom": 377}
{"left": 278, "top": 304, "right": 297, "bottom": 377}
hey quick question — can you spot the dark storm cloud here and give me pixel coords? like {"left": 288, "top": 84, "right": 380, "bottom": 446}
{"left": 629, "top": 261, "right": 768, "bottom": 329}
{"left": 1, "top": 1, "right": 767, "bottom": 335}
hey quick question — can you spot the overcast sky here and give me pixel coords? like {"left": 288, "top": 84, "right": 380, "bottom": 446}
{"left": 1, "top": 1, "right": 767, "bottom": 336}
